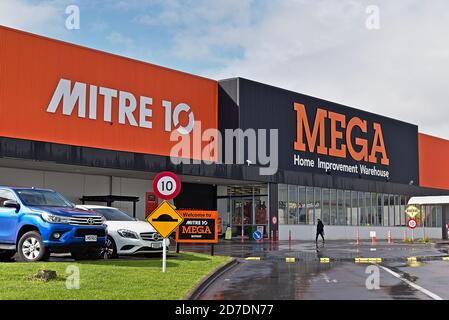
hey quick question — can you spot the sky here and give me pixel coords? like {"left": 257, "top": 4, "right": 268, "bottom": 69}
{"left": 1, "top": 0, "right": 448, "bottom": 139}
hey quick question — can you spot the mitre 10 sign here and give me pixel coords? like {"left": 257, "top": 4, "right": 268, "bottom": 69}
{"left": 176, "top": 210, "right": 218, "bottom": 243}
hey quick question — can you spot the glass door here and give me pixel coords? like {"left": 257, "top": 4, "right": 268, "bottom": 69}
{"left": 231, "top": 198, "right": 253, "bottom": 239}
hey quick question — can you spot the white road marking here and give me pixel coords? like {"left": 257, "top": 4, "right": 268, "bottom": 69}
{"left": 379, "top": 265, "right": 443, "bottom": 300}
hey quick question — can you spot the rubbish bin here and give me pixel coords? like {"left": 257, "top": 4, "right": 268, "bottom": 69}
{"left": 225, "top": 226, "right": 232, "bottom": 240}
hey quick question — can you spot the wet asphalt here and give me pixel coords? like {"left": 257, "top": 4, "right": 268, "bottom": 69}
{"left": 179, "top": 240, "right": 449, "bottom": 300}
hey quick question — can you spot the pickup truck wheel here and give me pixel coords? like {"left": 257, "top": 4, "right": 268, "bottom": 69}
{"left": 17, "top": 231, "right": 50, "bottom": 262}
{"left": 0, "top": 250, "right": 15, "bottom": 262}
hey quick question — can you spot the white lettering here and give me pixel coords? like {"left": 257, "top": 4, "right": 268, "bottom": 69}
{"left": 139, "top": 96, "right": 153, "bottom": 128}
{"left": 118, "top": 91, "right": 138, "bottom": 126}
{"left": 99, "top": 87, "right": 117, "bottom": 122}
{"left": 46, "top": 79, "right": 86, "bottom": 118}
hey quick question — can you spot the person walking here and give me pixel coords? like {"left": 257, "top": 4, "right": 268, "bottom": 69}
{"left": 316, "top": 218, "right": 325, "bottom": 245}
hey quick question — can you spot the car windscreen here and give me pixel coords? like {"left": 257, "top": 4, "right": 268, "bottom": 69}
{"left": 91, "top": 208, "right": 134, "bottom": 221}
{"left": 16, "top": 189, "right": 74, "bottom": 207}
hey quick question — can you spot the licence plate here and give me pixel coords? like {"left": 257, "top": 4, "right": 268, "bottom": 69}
{"left": 85, "top": 235, "right": 97, "bottom": 242}
{"left": 152, "top": 242, "right": 162, "bottom": 249}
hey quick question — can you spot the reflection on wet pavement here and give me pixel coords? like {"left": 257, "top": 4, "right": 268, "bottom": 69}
{"left": 181, "top": 240, "right": 449, "bottom": 300}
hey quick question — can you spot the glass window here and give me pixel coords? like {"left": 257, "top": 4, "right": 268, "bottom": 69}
{"left": 322, "top": 189, "right": 330, "bottom": 225}
{"left": 370, "top": 193, "right": 377, "bottom": 226}
{"left": 377, "top": 194, "right": 383, "bottom": 226}
{"left": 345, "top": 191, "right": 351, "bottom": 226}
{"left": 314, "top": 188, "right": 322, "bottom": 222}
{"left": 400, "top": 196, "right": 406, "bottom": 226}
{"left": 278, "top": 184, "right": 288, "bottom": 225}
{"left": 389, "top": 195, "right": 395, "bottom": 226}
{"left": 93, "top": 208, "right": 134, "bottom": 221}
{"left": 383, "top": 194, "right": 389, "bottom": 226}
{"left": 288, "top": 185, "right": 298, "bottom": 224}
{"left": 359, "top": 192, "right": 367, "bottom": 226}
{"left": 351, "top": 191, "right": 358, "bottom": 225}
{"left": 0, "top": 189, "right": 16, "bottom": 207}
{"left": 420, "top": 205, "right": 426, "bottom": 227}
{"left": 306, "top": 187, "right": 314, "bottom": 225}
{"left": 330, "top": 189, "right": 337, "bottom": 225}
{"left": 298, "top": 186, "right": 306, "bottom": 224}
{"left": 337, "top": 190, "right": 345, "bottom": 225}
{"left": 436, "top": 205, "right": 442, "bottom": 228}
{"left": 394, "top": 195, "right": 400, "bottom": 226}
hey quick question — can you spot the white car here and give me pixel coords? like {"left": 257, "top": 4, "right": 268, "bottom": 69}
{"left": 76, "top": 205, "right": 169, "bottom": 258}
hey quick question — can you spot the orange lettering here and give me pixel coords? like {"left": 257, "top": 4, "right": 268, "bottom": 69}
{"left": 369, "top": 122, "right": 390, "bottom": 165}
{"left": 346, "top": 117, "right": 368, "bottom": 161}
{"left": 328, "top": 111, "right": 346, "bottom": 158}
{"left": 294, "top": 103, "right": 327, "bottom": 154}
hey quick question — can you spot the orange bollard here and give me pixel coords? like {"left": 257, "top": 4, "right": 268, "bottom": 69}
{"left": 387, "top": 230, "right": 392, "bottom": 244}
{"left": 356, "top": 230, "right": 360, "bottom": 246}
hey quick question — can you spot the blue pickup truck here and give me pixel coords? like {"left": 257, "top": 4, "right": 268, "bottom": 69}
{"left": 0, "top": 187, "right": 107, "bottom": 262}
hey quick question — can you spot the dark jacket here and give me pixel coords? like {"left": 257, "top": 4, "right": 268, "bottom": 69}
{"left": 317, "top": 221, "right": 324, "bottom": 233}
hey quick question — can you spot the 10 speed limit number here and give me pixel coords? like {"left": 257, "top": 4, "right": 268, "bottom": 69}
{"left": 153, "top": 171, "right": 181, "bottom": 200}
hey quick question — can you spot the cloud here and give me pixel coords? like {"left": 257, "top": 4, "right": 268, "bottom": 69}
{"left": 0, "top": 0, "right": 67, "bottom": 34}
{"left": 134, "top": 0, "right": 449, "bottom": 139}
{"left": 107, "top": 31, "right": 134, "bottom": 47}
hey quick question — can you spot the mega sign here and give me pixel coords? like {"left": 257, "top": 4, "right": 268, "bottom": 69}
{"left": 0, "top": 26, "right": 217, "bottom": 159}
{"left": 234, "top": 78, "right": 419, "bottom": 184}
{"left": 293, "top": 102, "right": 391, "bottom": 179}
{"left": 294, "top": 103, "right": 389, "bottom": 165}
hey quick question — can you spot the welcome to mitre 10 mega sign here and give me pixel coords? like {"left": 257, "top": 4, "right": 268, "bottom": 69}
{"left": 0, "top": 26, "right": 217, "bottom": 160}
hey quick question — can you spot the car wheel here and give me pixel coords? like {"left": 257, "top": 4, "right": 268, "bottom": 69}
{"left": 17, "top": 231, "right": 50, "bottom": 262}
{"left": 0, "top": 250, "right": 15, "bottom": 262}
{"left": 102, "top": 236, "right": 118, "bottom": 259}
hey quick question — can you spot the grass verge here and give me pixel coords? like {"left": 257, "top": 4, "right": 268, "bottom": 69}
{"left": 0, "top": 252, "right": 230, "bottom": 300}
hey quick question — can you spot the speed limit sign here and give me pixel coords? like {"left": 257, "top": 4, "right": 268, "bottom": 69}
{"left": 407, "top": 218, "right": 417, "bottom": 229}
{"left": 152, "top": 172, "right": 181, "bottom": 200}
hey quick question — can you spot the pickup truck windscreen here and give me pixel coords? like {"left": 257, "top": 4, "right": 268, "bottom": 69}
{"left": 15, "top": 189, "right": 74, "bottom": 208}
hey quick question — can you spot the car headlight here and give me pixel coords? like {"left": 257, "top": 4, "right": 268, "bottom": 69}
{"left": 41, "top": 212, "right": 71, "bottom": 224}
{"left": 117, "top": 229, "right": 139, "bottom": 239}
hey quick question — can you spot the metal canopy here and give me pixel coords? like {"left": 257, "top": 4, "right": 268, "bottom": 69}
{"left": 79, "top": 195, "right": 140, "bottom": 218}
{"left": 408, "top": 196, "right": 449, "bottom": 205}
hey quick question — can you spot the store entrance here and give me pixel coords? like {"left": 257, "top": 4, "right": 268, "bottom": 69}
{"left": 217, "top": 185, "right": 269, "bottom": 240}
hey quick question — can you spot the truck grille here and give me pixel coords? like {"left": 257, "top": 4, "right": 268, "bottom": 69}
{"left": 140, "top": 232, "right": 161, "bottom": 242}
{"left": 69, "top": 215, "right": 103, "bottom": 226}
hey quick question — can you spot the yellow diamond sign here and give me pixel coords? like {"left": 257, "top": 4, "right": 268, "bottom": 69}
{"left": 147, "top": 201, "right": 184, "bottom": 238}
{"left": 405, "top": 205, "right": 420, "bottom": 219}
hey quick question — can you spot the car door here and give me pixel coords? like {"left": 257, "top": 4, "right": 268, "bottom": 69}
{"left": 0, "top": 189, "right": 20, "bottom": 244}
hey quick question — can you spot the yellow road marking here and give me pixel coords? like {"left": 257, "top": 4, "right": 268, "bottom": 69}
{"left": 355, "top": 258, "right": 382, "bottom": 263}
{"left": 320, "top": 258, "right": 330, "bottom": 263}
{"left": 245, "top": 257, "right": 261, "bottom": 261}
{"left": 285, "top": 257, "right": 296, "bottom": 263}
{"left": 442, "top": 257, "right": 449, "bottom": 261}
{"left": 407, "top": 257, "right": 417, "bottom": 262}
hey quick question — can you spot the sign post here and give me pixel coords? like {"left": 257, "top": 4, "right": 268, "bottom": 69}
{"left": 406, "top": 205, "right": 420, "bottom": 242}
{"left": 147, "top": 172, "right": 183, "bottom": 273}
{"left": 147, "top": 201, "right": 184, "bottom": 272}
{"left": 407, "top": 218, "right": 417, "bottom": 242}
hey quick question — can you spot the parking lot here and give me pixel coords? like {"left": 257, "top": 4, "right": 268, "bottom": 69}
{"left": 182, "top": 240, "right": 449, "bottom": 300}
